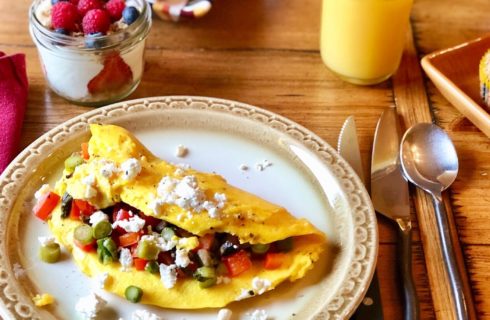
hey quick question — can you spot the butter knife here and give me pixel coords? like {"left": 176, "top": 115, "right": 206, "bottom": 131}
{"left": 338, "top": 116, "right": 384, "bottom": 320}
{"left": 371, "top": 108, "right": 419, "bottom": 320}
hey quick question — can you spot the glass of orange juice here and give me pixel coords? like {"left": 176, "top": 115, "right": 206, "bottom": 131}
{"left": 320, "top": 0, "right": 413, "bottom": 85}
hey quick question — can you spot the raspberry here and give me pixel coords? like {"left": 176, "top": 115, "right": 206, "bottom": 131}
{"left": 105, "top": 0, "right": 126, "bottom": 21}
{"left": 82, "top": 9, "right": 111, "bottom": 34}
{"left": 51, "top": 2, "right": 80, "bottom": 32}
{"left": 77, "top": 0, "right": 104, "bottom": 16}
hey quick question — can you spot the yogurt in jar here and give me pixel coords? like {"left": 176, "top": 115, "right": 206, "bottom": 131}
{"left": 29, "top": 0, "right": 151, "bottom": 106}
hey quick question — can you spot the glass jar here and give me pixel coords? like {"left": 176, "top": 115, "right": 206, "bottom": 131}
{"left": 320, "top": 0, "right": 413, "bottom": 85}
{"left": 29, "top": 0, "right": 151, "bottom": 106}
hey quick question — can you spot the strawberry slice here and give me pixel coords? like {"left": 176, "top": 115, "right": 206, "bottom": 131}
{"left": 87, "top": 53, "right": 133, "bottom": 95}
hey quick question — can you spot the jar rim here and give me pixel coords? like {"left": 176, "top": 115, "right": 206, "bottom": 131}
{"left": 29, "top": 0, "right": 151, "bottom": 52}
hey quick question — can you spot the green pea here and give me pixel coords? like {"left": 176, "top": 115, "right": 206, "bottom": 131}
{"left": 125, "top": 285, "right": 143, "bottom": 303}
{"left": 92, "top": 221, "right": 112, "bottom": 239}
{"left": 74, "top": 224, "right": 94, "bottom": 245}
{"left": 39, "top": 243, "right": 61, "bottom": 263}
{"left": 136, "top": 240, "right": 159, "bottom": 260}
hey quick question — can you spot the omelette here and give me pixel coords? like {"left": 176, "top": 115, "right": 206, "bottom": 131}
{"left": 39, "top": 124, "right": 326, "bottom": 309}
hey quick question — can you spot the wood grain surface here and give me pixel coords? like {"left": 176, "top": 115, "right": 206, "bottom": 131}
{"left": 1, "top": 0, "right": 489, "bottom": 319}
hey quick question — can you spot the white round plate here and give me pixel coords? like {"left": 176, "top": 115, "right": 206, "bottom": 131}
{"left": 0, "top": 96, "right": 377, "bottom": 320}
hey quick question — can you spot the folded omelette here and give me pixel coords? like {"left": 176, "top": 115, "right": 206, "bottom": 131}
{"left": 47, "top": 124, "right": 326, "bottom": 309}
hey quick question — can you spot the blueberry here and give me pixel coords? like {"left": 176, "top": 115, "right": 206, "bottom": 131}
{"left": 54, "top": 28, "right": 68, "bottom": 35}
{"left": 122, "top": 6, "right": 140, "bottom": 25}
{"left": 85, "top": 32, "right": 107, "bottom": 49}
{"left": 51, "top": 0, "right": 69, "bottom": 4}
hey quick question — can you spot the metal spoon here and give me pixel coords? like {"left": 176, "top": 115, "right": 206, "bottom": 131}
{"left": 400, "top": 123, "right": 468, "bottom": 320}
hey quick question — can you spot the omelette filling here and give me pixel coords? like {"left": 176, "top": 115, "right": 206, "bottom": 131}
{"left": 32, "top": 125, "right": 327, "bottom": 309}
{"left": 55, "top": 195, "right": 296, "bottom": 289}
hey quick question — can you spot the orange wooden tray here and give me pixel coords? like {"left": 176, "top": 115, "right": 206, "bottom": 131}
{"left": 421, "top": 35, "right": 490, "bottom": 138}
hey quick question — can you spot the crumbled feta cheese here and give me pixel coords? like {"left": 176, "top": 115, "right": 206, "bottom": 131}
{"left": 236, "top": 288, "right": 254, "bottom": 301}
{"left": 252, "top": 277, "right": 272, "bottom": 295}
{"left": 89, "top": 211, "right": 109, "bottom": 226}
{"left": 120, "top": 248, "right": 133, "bottom": 272}
{"left": 131, "top": 309, "right": 162, "bottom": 320}
{"left": 175, "top": 144, "right": 188, "bottom": 158}
{"left": 214, "top": 193, "right": 227, "bottom": 204}
{"left": 216, "top": 276, "right": 231, "bottom": 285}
{"left": 207, "top": 207, "right": 219, "bottom": 218}
{"left": 239, "top": 164, "right": 249, "bottom": 171}
{"left": 38, "top": 236, "right": 56, "bottom": 247}
{"left": 13, "top": 263, "right": 25, "bottom": 278}
{"left": 142, "top": 234, "right": 176, "bottom": 252}
{"left": 175, "top": 248, "right": 190, "bottom": 268}
{"left": 160, "top": 264, "right": 177, "bottom": 289}
{"left": 95, "top": 272, "right": 109, "bottom": 289}
{"left": 217, "top": 308, "right": 233, "bottom": 320}
{"left": 75, "top": 293, "right": 107, "bottom": 320}
{"left": 99, "top": 160, "right": 118, "bottom": 178}
{"left": 121, "top": 158, "right": 142, "bottom": 180}
{"left": 112, "top": 215, "right": 146, "bottom": 233}
{"left": 249, "top": 309, "right": 268, "bottom": 320}
{"left": 82, "top": 174, "right": 97, "bottom": 199}
{"left": 149, "top": 198, "right": 166, "bottom": 215}
{"left": 34, "top": 184, "right": 51, "bottom": 200}
{"left": 153, "top": 174, "right": 226, "bottom": 218}
{"left": 157, "top": 176, "right": 178, "bottom": 198}
{"left": 202, "top": 201, "right": 219, "bottom": 218}
{"left": 197, "top": 249, "right": 212, "bottom": 266}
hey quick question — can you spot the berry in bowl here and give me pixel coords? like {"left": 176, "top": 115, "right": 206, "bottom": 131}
{"left": 29, "top": 0, "right": 151, "bottom": 106}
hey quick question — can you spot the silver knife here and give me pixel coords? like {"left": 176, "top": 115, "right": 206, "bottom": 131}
{"left": 338, "top": 116, "right": 384, "bottom": 320}
{"left": 371, "top": 108, "right": 419, "bottom": 320}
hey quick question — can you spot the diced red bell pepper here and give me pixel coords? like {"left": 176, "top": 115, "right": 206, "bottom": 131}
{"left": 134, "top": 258, "right": 148, "bottom": 271}
{"left": 222, "top": 250, "right": 252, "bottom": 277}
{"left": 119, "top": 232, "right": 140, "bottom": 247}
{"left": 81, "top": 142, "right": 89, "bottom": 160}
{"left": 33, "top": 192, "right": 60, "bottom": 221}
{"left": 73, "top": 199, "right": 96, "bottom": 216}
{"left": 113, "top": 208, "right": 131, "bottom": 222}
{"left": 69, "top": 201, "right": 81, "bottom": 220}
{"left": 264, "top": 252, "right": 286, "bottom": 270}
{"left": 196, "top": 234, "right": 215, "bottom": 251}
{"left": 74, "top": 238, "right": 96, "bottom": 252}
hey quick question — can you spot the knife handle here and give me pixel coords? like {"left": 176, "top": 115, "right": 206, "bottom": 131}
{"left": 397, "top": 226, "right": 420, "bottom": 320}
{"left": 432, "top": 196, "right": 469, "bottom": 320}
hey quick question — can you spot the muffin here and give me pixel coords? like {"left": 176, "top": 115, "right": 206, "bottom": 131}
{"left": 479, "top": 49, "right": 490, "bottom": 108}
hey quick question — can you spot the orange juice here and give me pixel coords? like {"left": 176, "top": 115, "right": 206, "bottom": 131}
{"left": 320, "top": 0, "right": 413, "bottom": 85}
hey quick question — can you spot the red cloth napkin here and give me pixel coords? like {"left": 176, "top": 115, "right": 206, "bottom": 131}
{"left": 0, "top": 52, "right": 28, "bottom": 173}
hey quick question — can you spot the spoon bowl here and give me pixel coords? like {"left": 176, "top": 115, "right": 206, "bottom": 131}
{"left": 400, "top": 122, "right": 469, "bottom": 320}
{"left": 400, "top": 123, "right": 459, "bottom": 198}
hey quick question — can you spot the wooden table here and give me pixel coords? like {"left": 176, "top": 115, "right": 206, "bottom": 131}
{"left": 2, "top": 0, "right": 490, "bottom": 318}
